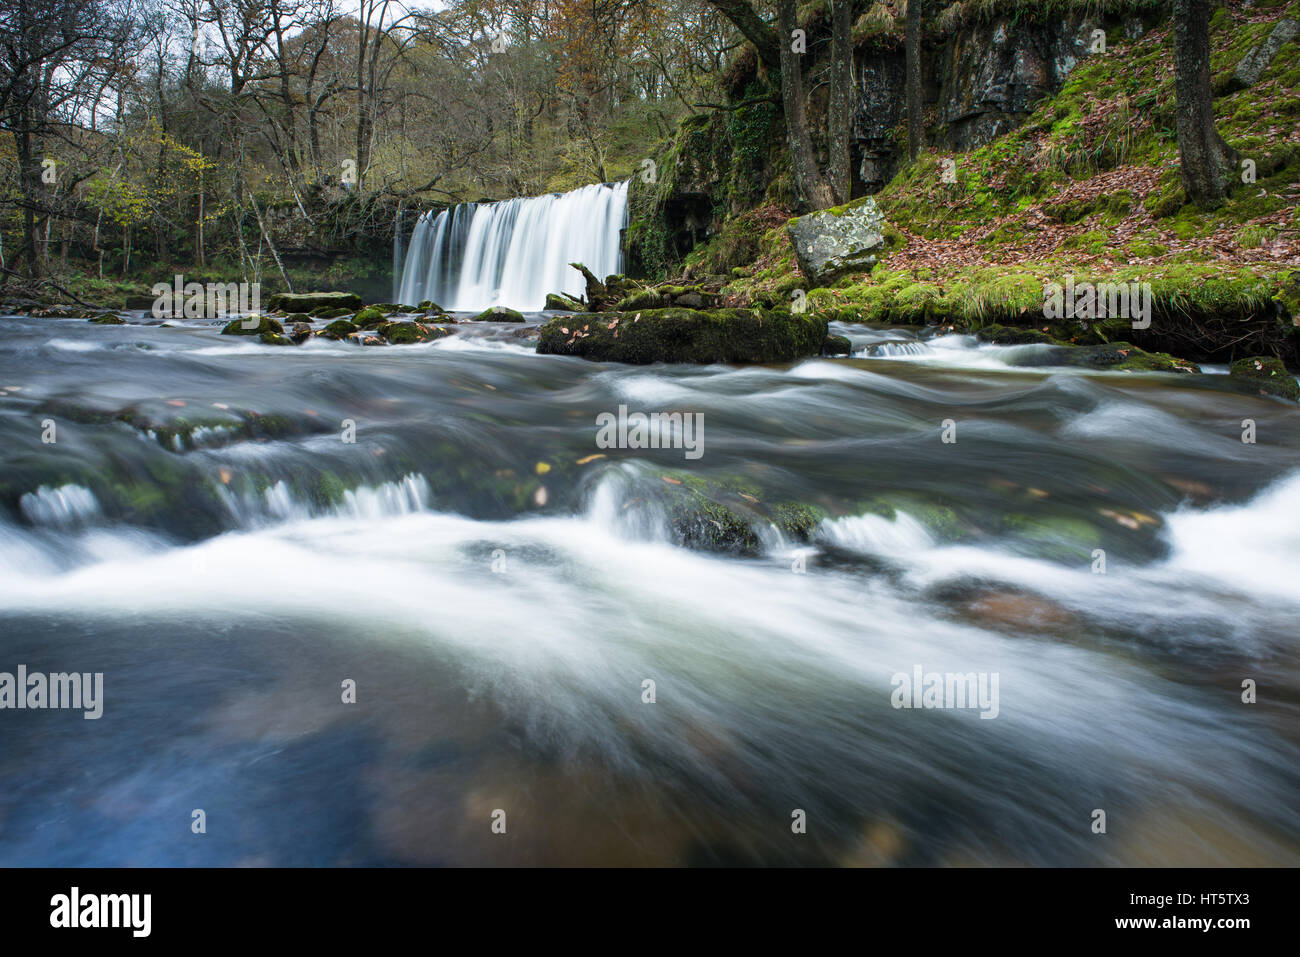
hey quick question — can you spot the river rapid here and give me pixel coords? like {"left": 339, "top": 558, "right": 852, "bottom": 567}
{"left": 0, "top": 313, "right": 1296, "bottom": 866}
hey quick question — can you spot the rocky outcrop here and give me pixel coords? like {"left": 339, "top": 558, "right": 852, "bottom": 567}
{"left": 265, "top": 291, "right": 363, "bottom": 314}
{"left": 1223, "top": 18, "right": 1298, "bottom": 93}
{"left": 536, "top": 308, "right": 827, "bottom": 364}
{"left": 1229, "top": 356, "right": 1299, "bottom": 400}
{"left": 789, "top": 198, "right": 889, "bottom": 286}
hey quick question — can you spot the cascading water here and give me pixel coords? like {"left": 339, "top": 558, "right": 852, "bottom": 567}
{"left": 397, "top": 180, "right": 629, "bottom": 312}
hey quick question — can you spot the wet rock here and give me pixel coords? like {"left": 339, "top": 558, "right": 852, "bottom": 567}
{"left": 124, "top": 294, "right": 156, "bottom": 310}
{"left": 1228, "top": 356, "right": 1299, "bottom": 400}
{"left": 352, "top": 306, "right": 388, "bottom": 328}
{"left": 289, "top": 322, "right": 313, "bottom": 344}
{"left": 319, "top": 319, "right": 358, "bottom": 340}
{"left": 259, "top": 331, "right": 294, "bottom": 346}
{"left": 1009, "top": 341, "right": 1200, "bottom": 373}
{"left": 975, "top": 325, "right": 1061, "bottom": 345}
{"left": 822, "top": 334, "right": 852, "bottom": 356}
{"left": 88, "top": 314, "right": 125, "bottom": 325}
{"left": 312, "top": 306, "right": 355, "bottom": 320}
{"left": 472, "top": 306, "right": 525, "bottom": 323}
{"left": 265, "top": 291, "right": 362, "bottom": 313}
{"left": 789, "top": 198, "right": 888, "bottom": 286}
{"left": 537, "top": 308, "right": 828, "bottom": 364}
{"left": 221, "top": 315, "right": 284, "bottom": 337}
{"left": 377, "top": 321, "right": 451, "bottom": 344}
{"left": 417, "top": 299, "right": 444, "bottom": 313}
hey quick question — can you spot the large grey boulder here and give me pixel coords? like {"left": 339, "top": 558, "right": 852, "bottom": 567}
{"left": 788, "top": 198, "right": 888, "bottom": 287}
{"left": 1225, "top": 18, "right": 1298, "bottom": 93}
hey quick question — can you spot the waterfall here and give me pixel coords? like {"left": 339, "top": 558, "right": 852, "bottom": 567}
{"left": 397, "top": 181, "right": 629, "bottom": 312}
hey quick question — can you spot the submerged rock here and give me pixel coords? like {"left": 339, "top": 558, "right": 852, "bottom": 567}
{"left": 1009, "top": 341, "right": 1200, "bottom": 373}
{"left": 1228, "top": 356, "right": 1299, "bottom": 400}
{"left": 472, "top": 306, "right": 525, "bottom": 322}
{"left": 789, "top": 197, "right": 888, "bottom": 286}
{"left": 221, "top": 315, "right": 284, "bottom": 337}
{"left": 265, "top": 291, "right": 362, "bottom": 313}
{"left": 536, "top": 308, "right": 828, "bottom": 364}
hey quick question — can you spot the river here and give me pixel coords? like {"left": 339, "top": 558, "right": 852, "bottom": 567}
{"left": 0, "top": 313, "right": 1296, "bottom": 866}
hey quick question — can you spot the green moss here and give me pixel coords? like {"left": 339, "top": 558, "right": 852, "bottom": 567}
{"left": 221, "top": 315, "right": 283, "bottom": 336}
{"left": 537, "top": 308, "right": 827, "bottom": 364}
{"left": 1229, "top": 356, "right": 1299, "bottom": 399}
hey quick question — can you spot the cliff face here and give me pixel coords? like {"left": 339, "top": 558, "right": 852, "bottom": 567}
{"left": 630, "top": 7, "right": 1155, "bottom": 278}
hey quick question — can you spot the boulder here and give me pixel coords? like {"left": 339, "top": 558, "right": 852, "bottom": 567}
{"left": 789, "top": 198, "right": 888, "bottom": 286}
{"left": 1228, "top": 356, "right": 1299, "bottom": 400}
{"left": 289, "top": 322, "right": 313, "bottom": 344}
{"left": 1009, "top": 341, "right": 1200, "bottom": 373}
{"left": 88, "top": 314, "right": 125, "bottom": 325}
{"left": 377, "top": 321, "right": 451, "bottom": 344}
{"left": 1223, "top": 18, "right": 1298, "bottom": 93}
{"left": 536, "top": 308, "right": 828, "bottom": 364}
{"left": 417, "top": 300, "right": 445, "bottom": 313}
{"left": 472, "top": 306, "right": 525, "bottom": 322}
{"left": 822, "top": 334, "right": 852, "bottom": 356}
{"left": 221, "top": 315, "right": 284, "bottom": 337}
{"left": 319, "top": 319, "right": 359, "bottom": 340}
{"left": 265, "top": 291, "right": 363, "bottom": 313}
{"left": 352, "top": 306, "right": 388, "bottom": 328}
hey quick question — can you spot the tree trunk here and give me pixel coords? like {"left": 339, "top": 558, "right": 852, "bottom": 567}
{"left": 16, "top": 123, "right": 40, "bottom": 278}
{"left": 906, "top": 0, "right": 924, "bottom": 160}
{"left": 1173, "top": 0, "right": 1237, "bottom": 209}
{"left": 707, "top": 0, "right": 782, "bottom": 71}
{"left": 827, "top": 0, "right": 854, "bottom": 203}
{"left": 777, "top": 0, "right": 836, "bottom": 211}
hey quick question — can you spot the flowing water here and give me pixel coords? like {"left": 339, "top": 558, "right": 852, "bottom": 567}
{"left": 1, "top": 314, "right": 1297, "bottom": 866}
{"left": 397, "top": 182, "right": 629, "bottom": 311}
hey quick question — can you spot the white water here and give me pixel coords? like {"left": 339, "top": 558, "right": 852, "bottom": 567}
{"left": 397, "top": 181, "right": 629, "bottom": 312}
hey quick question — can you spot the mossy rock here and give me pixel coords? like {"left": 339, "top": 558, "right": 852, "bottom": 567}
{"left": 221, "top": 315, "right": 284, "bottom": 336}
{"left": 975, "top": 325, "right": 1062, "bottom": 345}
{"left": 259, "top": 331, "right": 294, "bottom": 346}
{"left": 284, "top": 312, "right": 312, "bottom": 324}
{"left": 472, "top": 306, "right": 526, "bottom": 322}
{"left": 320, "top": 319, "right": 359, "bottom": 340}
{"left": 1010, "top": 341, "right": 1200, "bottom": 373}
{"left": 265, "top": 291, "right": 362, "bottom": 313}
{"left": 1228, "top": 356, "right": 1299, "bottom": 400}
{"left": 88, "top": 314, "right": 125, "bottom": 325}
{"left": 377, "top": 321, "right": 452, "bottom": 344}
{"left": 352, "top": 306, "right": 388, "bottom": 328}
{"left": 544, "top": 293, "right": 584, "bottom": 311}
{"left": 312, "top": 306, "right": 355, "bottom": 320}
{"left": 822, "top": 334, "right": 852, "bottom": 355}
{"left": 536, "top": 308, "right": 828, "bottom": 364}
{"left": 417, "top": 300, "right": 445, "bottom": 313}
